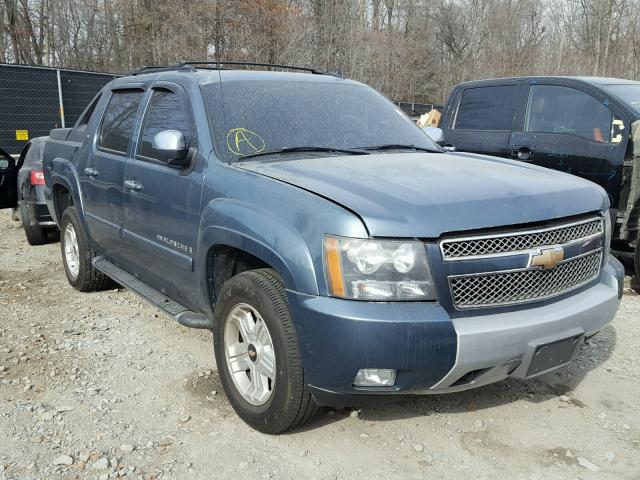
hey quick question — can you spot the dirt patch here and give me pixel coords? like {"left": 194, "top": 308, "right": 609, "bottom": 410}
{"left": 1, "top": 209, "right": 639, "bottom": 480}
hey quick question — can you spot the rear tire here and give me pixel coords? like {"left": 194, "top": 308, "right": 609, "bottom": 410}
{"left": 59, "top": 206, "right": 113, "bottom": 292}
{"left": 213, "top": 268, "right": 319, "bottom": 434}
{"left": 632, "top": 243, "right": 640, "bottom": 293}
{"left": 19, "top": 203, "right": 48, "bottom": 246}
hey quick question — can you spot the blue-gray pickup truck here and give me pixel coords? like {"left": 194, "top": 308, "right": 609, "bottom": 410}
{"left": 34, "top": 62, "right": 624, "bottom": 433}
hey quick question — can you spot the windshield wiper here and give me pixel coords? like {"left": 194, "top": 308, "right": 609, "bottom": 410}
{"left": 238, "top": 146, "right": 370, "bottom": 160}
{"left": 359, "top": 144, "right": 440, "bottom": 153}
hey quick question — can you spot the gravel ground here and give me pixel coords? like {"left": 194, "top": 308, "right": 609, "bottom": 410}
{"left": 1, "top": 209, "right": 639, "bottom": 480}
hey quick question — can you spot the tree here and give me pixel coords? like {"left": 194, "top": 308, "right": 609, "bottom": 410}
{"left": 1, "top": 0, "right": 639, "bottom": 103}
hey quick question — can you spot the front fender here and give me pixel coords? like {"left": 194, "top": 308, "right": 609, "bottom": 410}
{"left": 197, "top": 198, "right": 319, "bottom": 296}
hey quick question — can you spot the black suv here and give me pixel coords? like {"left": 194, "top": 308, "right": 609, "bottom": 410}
{"left": 436, "top": 76, "right": 640, "bottom": 275}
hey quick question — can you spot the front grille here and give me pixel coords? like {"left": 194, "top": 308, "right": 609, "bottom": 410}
{"left": 441, "top": 217, "right": 603, "bottom": 260}
{"left": 449, "top": 250, "right": 602, "bottom": 309}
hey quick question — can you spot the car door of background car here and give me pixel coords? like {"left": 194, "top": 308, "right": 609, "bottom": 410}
{"left": 120, "top": 82, "right": 205, "bottom": 308}
{"left": 510, "top": 81, "right": 629, "bottom": 208}
{"left": 0, "top": 147, "right": 18, "bottom": 209}
{"left": 440, "top": 81, "right": 527, "bottom": 158}
{"left": 83, "top": 86, "right": 145, "bottom": 255}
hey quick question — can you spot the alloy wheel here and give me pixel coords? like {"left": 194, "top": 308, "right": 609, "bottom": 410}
{"left": 223, "top": 303, "right": 276, "bottom": 406}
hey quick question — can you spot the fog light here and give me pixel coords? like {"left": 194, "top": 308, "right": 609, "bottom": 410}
{"left": 353, "top": 369, "right": 396, "bottom": 387}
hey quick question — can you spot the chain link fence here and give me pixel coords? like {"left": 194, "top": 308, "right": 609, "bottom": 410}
{"left": 395, "top": 101, "right": 443, "bottom": 120}
{"left": 0, "top": 64, "right": 116, "bottom": 154}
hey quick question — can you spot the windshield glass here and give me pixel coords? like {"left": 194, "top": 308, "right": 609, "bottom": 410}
{"left": 204, "top": 79, "right": 440, "bottom": 161}
{"left": 605, "top": 84, "right": 640, "bottom": 114}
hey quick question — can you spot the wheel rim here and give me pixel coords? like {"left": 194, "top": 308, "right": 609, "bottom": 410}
{"left": 224, "top": 303, "right": 276, "bottom": 406}
{"left": 63, "top": 223, "right": 80, "bottom": 279}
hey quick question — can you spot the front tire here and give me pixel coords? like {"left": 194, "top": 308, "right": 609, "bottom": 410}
{"left": 213, "top": 268, "right": 319, "bottom": 434}
{"left": 19, "top": 202, "right": 47, "bottom": 245}
{"left": 59, "top": 206, "right": 112, "bottom": 292}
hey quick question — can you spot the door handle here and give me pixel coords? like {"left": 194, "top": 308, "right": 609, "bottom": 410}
{"left": 511, "top": 147, "right": 533, "bottom": 161}
{"left": 123, "top": 180, "right": 143, "bottom": 191}
{"left": 443, "top": 144, "right": 456, "bottom": 152}
{"left": 84, "top": 167, "right": 99, "bottom": 177}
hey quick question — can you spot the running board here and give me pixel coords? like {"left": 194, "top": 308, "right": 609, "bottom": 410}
{"left": 93, "top": 257, "right": 213, "bottom": 330}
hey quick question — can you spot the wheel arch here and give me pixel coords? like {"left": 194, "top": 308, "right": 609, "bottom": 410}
{"left": 47, "top": 157, "right": 85, "bottom": 227}
{"left": 197, "top": 198, "right": 320, "bottom": 310}
{"left": 51, "top": 181, "right": 75, "bottom": 222}
{"left": 206, "top": 244, "right": 271, "bottom": 306}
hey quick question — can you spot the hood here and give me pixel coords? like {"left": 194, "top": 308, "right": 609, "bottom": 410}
{"left": 237, "top": 152, "right": 607, "bottom": 238}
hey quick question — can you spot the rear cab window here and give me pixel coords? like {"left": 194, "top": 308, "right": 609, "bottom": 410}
{"left": 76, "top": 94, "right": 101, "bottom": 129}
{"left": 454, "top": 85, "right": 519, "bottom": 131}
{"left": 98, "top": 90, "right": 144, "bottom": 155}
{"left": 525, "top": 85, "right": 613, "bottom": 143}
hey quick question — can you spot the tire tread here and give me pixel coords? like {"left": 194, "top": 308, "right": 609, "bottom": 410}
{"left": 245, "top": 268, "right": 320, "bottom": 432}
{"left": 20, "top": 203, "right": 47, "bottom": 245}
{"left": 215, "top": 268, "right": 319, "bottom": 433}
{"left": 60, "top": 206, "right": 113, "bottom": 292}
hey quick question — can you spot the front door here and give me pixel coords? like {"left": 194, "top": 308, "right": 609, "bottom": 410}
{"left": 0, "top": 148, "right": 18, "bottom": 209}
{"left": 120, "top": 84, "right": 204, "bottom": 308}
{"left": 442, "top": 82, "right": 524, "bottom": 158}
{"left": 510, "top": 83, "right": 628, "bottom": 207}
{"left": 82, "top": 88, "right": 145, "bottom": 253}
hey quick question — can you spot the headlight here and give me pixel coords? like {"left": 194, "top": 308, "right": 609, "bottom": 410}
{"left": 323, "top": 235, "right": 436, "bottom": 301}
{"left": 604, "top": 209, "right": 612, "bottom": 258}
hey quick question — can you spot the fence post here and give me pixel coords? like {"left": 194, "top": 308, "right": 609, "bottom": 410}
{"left": 56, "top": 68, "right": 65, "bottom": 128}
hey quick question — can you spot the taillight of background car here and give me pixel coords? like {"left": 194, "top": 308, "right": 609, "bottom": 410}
{"left": 30, "top": 170, "right": 45, "bottom": 185}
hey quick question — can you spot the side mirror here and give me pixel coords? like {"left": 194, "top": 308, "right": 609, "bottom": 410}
{"left": 423, "top": 127, "right": 444, "bottom": 144}
{"left": 0, "top": 159, "right": 9, "bottom": 170}
{"left": 611, "top": 118, "right": 625, "bottom": 144}
{"left": 152, "top": 129, "right": 190, "bottom": 167}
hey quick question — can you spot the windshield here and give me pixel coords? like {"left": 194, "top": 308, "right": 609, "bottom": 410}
{"left": 204, "top": 79, "right": 440, "bottom": 161}
{"left": 605, "top": 84, "right": 640, "bottom": 115}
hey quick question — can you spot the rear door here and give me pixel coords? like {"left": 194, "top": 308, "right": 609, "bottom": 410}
{"left": 82, "top": 87, "right": 145, "bottom": 253}
{"left": 510, "top": 83, "right": 627, "bottom": 206}
{"left": 441, "top": 81, "right": 525, "bottom": 157}
{"left": 0, "top": 147, "right": 18, "bottom": 209}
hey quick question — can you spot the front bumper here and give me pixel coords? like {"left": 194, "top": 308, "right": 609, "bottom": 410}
{"left": 287, "top": 255, "right": 624, "bottom": 407}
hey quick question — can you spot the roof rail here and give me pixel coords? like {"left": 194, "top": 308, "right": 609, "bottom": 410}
{"left": 177, "top": 60, "right": 326, "bottom": 75}
{"left": 126, "top": 61, "right": 341, "bottom": 77}
{"left": 127, "top": 64, "right": 197, "bottom": 76}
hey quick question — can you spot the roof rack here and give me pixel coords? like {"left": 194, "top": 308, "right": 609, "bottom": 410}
{"left": 182, "top": 60, "right": 327, "bottom": 74}
{"left": 128, "top": 64, "right": 197, "bottom": 75}
{"left": 127, "top": 61, "right": 342, "bottom": 77}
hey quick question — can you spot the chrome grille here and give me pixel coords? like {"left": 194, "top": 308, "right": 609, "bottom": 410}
{"left": 449, "top": 250, "right": 602, "bottom": 309}
{"left": 441, "top": 217, "right": 603, "bottom": 260}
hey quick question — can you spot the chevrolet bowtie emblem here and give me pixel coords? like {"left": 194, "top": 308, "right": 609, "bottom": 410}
{"left": 529, "top": 246, "right": 565, "bottom": 270}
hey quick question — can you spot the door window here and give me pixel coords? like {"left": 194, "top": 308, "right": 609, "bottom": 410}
{"left": 454, "top": 85, "right": 518, "bottom": 131}
{"left": 138, "top": 89, "right": 193, "bottom": 162}
{"left": 525, "top": 85, "right": 612, "bottom": 143}
{"left": 98, "top": 90, "right": 144, "bottom": 155}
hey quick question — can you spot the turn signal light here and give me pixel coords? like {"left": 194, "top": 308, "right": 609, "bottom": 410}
{"left": 30, "top": 170, "right": 45, "bottom": 186}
